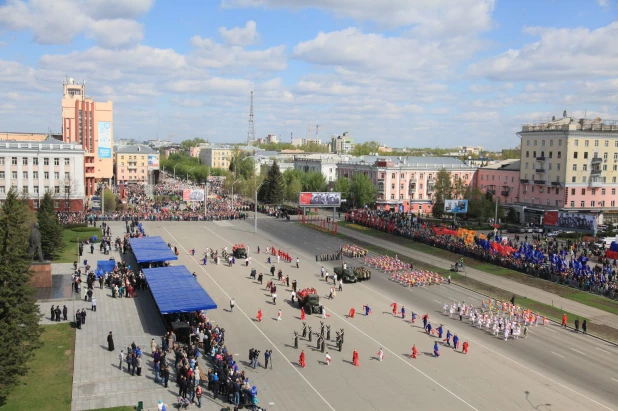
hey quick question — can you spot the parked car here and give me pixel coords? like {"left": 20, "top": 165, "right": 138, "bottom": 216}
{"left": 546, "top": 231, "right": 561, "bottom": 237}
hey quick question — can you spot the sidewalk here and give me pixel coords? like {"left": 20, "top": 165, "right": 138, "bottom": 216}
{"left": 335, "top": 224, "right": 618, "bottom": 329}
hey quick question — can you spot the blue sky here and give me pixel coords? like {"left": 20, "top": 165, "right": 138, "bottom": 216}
{"left": 0, "top": 0, "right": 617, "bottom": 150}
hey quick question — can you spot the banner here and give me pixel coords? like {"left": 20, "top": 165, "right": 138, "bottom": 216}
{"left": 183, "top": 189, "right": 205, "bottom": 202}
{"left": 147, "top": 155, "right": 159, "bottom": 170}
{"left": 444, "top": 199, "right": 468, "bottom": 213}
{"left": 97, "top": 121, "right": 112, "bottom": 159}
{"left": 544, "top": 211, "right": 597, "bottom": 231}
{"left": 299, "top": 192, "right": 341, "bottom": 207}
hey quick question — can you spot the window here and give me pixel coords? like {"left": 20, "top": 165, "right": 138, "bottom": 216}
{"left": 534, "top": 140, "right": 537, "bottom": 146}
{"left": 613, "top": 189, "right": 616, "bottom": 195}
{"left": 600, "top": 201, "right": 605, "bottom": 207}
{"left": 390, "top": 194, "right": 394, "bottom": 200}
{"left": 585, "top": 140, "right": 589, "bottom": 147}
{"left": 400, "top": 194, "right": 403, "bottom": 200}
{"left": 571, "top": 188, "right": 575, "bottom": 195}
{"left": 400, "top": 184, "right": 404, "bottom": 190}
{"left": 64, "top": 158, "right": 70, "bottom": 166}
{"left": 22, "top": 171, "right": 28, "bottom": 179}
{"left": 581, "top": 201, "right": 585, "bottom": 207}
{"left": 54, "top": 201, "right": 59, "bottom": 208}
{"left": 0, "top": 171, "right": 4, "bottom": 178}
{"left": 557, "top": 163, "right": 561, "bottom": 170}
{"left": 614, "top": 153, "right": 618, "bottom": 161}
{"left": 603, "top": 165, "right": 607, "bottom": 171}
{"left": 557, "top": 151, "right": 561, "bottom": 158}
{"left": 615, "top": 141, "right": 618, "bottom": 147}
{"left": 54, "top": 158, "right": 59, "bottom": 166}
{"left": 572, "top": 164, "right": 577, "bottom": 171}
{"left": 391, "top": 173, "right": 395, "bottom": 179}
{"left": 549, "top": 152, "right": 553, "bottom": 158}
{"left": 591, "top": 201, "right": 596, "bottom": 207}
{"left": 44, "top": 158, "right": 49, "bottom": 165}
{"left": 525, "top": 162, "right": 528, "bottom": 169}
{"left": 614, "top": 165, "right": 617, "bottom": 171}
{"left": 391, "top": 184, "right": 395, "bottom": 190}
{"left": 570, "top": 201, "right": 575, "bottom": 207}
{"left": 533, "top": 151, "right": 537, "bottom": 158}
{"left": 54, "top": 172, "right": 59, "bottom": 179}
{"left": 526, "top": 151, "right": 529, "bottom": 158}
{"left": 613, "top": 201, "right": 616, "bottom": 207}
{"left": 583, "top": 176, "right": 587, "bottom": 183}
{"left": 583, "top": 164, "right": 588, "bottom": 171}
{"left": 526, "top": 140, "right": 530, "bottom": 146}
{"left": 33, "top": 158, "right": 38, "bottom": 165}
{"left": 33, "top": 186, "right": 38, "bottom": 194}
{"left": 574, "top": 139, "right": 579, "bottom": 147}
{"left": 592, "top": 189, "right": 596, "bottom": 195}
{"left": 559, "top": 139, "right": 562, "bottom": 146}
{"left": 11, "top": 171, "right": 17, "bottom": 179}
{"left": 548, "top": 163, "right": 552, "bottom": 170}
{"left": 11, "top": 157, "right": 17, "bottom": 165}
{"left": 22, "top": 157, "right": 28, "bottom": 165}
{"left": 614, "top": 177, "right": 617, "bottom": 183}
{"left": 571, "top": 176, "right": 576, "bottom": 182}
{"left": 595, "top": 140, "right": 599, "bottom": 147}
{"left": 0, "top": 187, "right": 4, "bottom": 194}
{"left": 64, "top": 186, "right": 70, "bottom": 194}
{"left": 604, "top": 152, "right": 608, "bottom": 160}
{"left": 44, "top": 172, "right": 49, "bottom": 179}
{"left": 602, "top": 189, "right": 606, "bottom": 195}
{"left": 573, "top": 152, "right": 578, "bottom": 159}
{"left": 605, "top": 140, "right": 609, "bottom": 147}
{"left": 22, "top": 186, "right": 28, "bottom": 195}
{"left": 33, "top": 171, "right": 38, "bottom": 179}
{"left": 584, "top": 152, "right": 588, "bottom": 159}
{"left": 0, "top": 158, "right": 3, "bottom": 165}
{"left": 54, "top": 186, "right": 60, "bottom": 194}
{"left": 419, "top": 194, "right": 423, "bottom": 200}
{"left": 550, "top": 140, "right": 553, "bottom": 146}
{"left": 542, "top": 140, "right": 546, "bottom": 146}
{"left": 400, "top": 173, "right": 405, "bottom": 179}
{"left": 581, "top": 189, "right": 586, "bottom": 195}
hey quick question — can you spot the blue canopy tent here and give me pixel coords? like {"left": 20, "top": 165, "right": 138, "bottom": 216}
{"left": 129, "top": 236, "right": 178, "bottom": 264}
{"left": 95, "top": 260, "right": 117, "bottom": 278}
{"left": 143, "top": 266, "right": 218, "bottom": 314}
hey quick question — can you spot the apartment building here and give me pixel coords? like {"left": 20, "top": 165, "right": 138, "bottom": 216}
{"left": 199, "top": 147, "right": 232, "bottom": 169}
{"left": 330, "top": 132, "right": 355, "bottom": 154}
{"left": 516, "top": 114, "right": 618, "bottom": 224}
{"left": 293, "top": 155, "right": 343, "bottom": 183}
{"left": 337, "top": 156, "right": 476, "bottom": 214}
{"left": 0, "top": 137, "right": 85, "bottom": 210}
{"left": 61, "top": 77, "right": 114, "bottom": 195}
{"left": 114, "top": 145, "right": 159, "bottom": 184}
{"left": 474, "top": 159, "right": 521, "bottom": 204}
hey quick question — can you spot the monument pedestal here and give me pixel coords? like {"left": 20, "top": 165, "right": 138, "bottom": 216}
{"left": 30, "top": 262, "right": 52, "bottom": 288}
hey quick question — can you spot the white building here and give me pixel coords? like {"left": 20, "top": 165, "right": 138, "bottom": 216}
{"left": 294, "top": 154, "right": 348, "bottom": 183}
{"left": 0, "top": 137, "right": 86, "bottom": 210}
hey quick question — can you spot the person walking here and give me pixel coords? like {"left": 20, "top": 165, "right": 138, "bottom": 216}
{"left": 277, "top": 309, "right": 282, "bottom": 321}
{"left": 118, "top": 350, "right": 124, "bottom": 370}
{"left": 299, "top": 350, "right": 306, "bottom": 368}
{"left": 230, "top": 298, "right": 235, "bottom": 312}
{"left": 574, "top": 318, "right": 580, "bottom": 333}
{"left": 352, "top": 349, "right": 359, "bottom": 367}
{"left": 325, "top": 352, "right": 331, "bottom": 365}
{"left": 561, "top": 313, "right": 568, "bottom": 328}
{"left": 91, "top": 296, "right": 97, "bottom": 312}
{"left": 107, "top": 331, "right": 115, "bottom": 351}
{"left": 264, "top": 350, "right": 270, "bottom": 369}
{"left": 582, "top": 319, "right": 587, "bottom": 334}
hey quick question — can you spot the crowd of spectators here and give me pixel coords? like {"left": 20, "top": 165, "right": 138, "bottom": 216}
{"left": 346, "top": 209, "right": 618, "bottom": 299}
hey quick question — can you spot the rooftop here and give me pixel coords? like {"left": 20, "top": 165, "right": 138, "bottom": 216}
{"left": 520, "top": 113, "right": 618, "bottom": 133}
{"left": 338, "top": 156, "right": 476, "bottom": 169}
{"left": 115, "top": 144, "right": 157, "bottom": 154}
{"left": 0, "top": 136, "right": 84, "bottom": 151}
{"left": 480, "top": 159, "right": 520, "bottom": 171}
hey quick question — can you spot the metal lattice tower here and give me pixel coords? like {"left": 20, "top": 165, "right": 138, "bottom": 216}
{"left": 247, "top": 90, "right": 255, "bottom": 145}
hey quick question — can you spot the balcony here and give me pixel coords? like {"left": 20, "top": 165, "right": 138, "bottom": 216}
{"left": 427, "top": 178, "right": 436, "bottom": 184}
{"left": 519, "top": 178, "right": 531, "bottom": 184}
{"left": 501, "top": 190, "right": 509, "bottom": 197}
{"left": 534, "top": 179, "right": 546, "bottom": 185}
{"left": 536, "top": 156, "right": 546, "bottom": 161}
{"left": 589, "top": 178, "right": 604, "bottom": 188}
{"left": 591, "top": 157, "right": 602, "bottom": 164}
{"left": 409, "top": 184, "right": 416, "bottom": 194}
{"left": 590, "top": 168, "right": 602, "bottom": 175}
{"left": 410, "top": 177, "right": 417, "bottom": 183}
{"left": 536, "top": 168, "right": 546, "bottom": 173}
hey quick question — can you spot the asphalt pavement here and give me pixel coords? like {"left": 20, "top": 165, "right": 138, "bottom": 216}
{"left": 140, "top": 216, "right": 618, "bottom": 411}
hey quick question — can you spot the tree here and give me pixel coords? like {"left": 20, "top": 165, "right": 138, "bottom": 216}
{"left": 0, "top": 188, "right": 42, "bottom": 404}
{"left": 350, "top": 173, "right": 376, "bottom": 208}
{"left": 103, "top": 188, "right": 116, "bottom": 212}
{"left": 180, "top": 138, "right": 206, "bottom": 151}
{"left": 333, "top": 177, "right": 351, "bottom": 202}
{"left": 501, "top": 147, "right": 520, "bottom": 159}
{"left": 303, "top": 171, "right": 327, "bottom": 192}
{"left": 259, "top": 161, "right": 285, "bottom": 204}
{"left": 351, "top": 141, "right": 380, "bottom": 156}
{"left": 282, "top": 169, "right": 304, "bottom": 202}
{"left": 37, "top": 192, "right": 64, "bottom": 260}
{"left": 432, "top": 169, "right": 453, "bottom": 218}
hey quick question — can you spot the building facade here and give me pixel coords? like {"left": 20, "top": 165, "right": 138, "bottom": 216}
{"left": 330, "top": 132, "right": 354, "bottom": 154}
{"left": 61, "top": 77, "right": 114, "bottom": 196}
{"left": 473, "top": 160, "right": 521, "bottom": 205}
{"left": 199, "top": 147, "right": 232, "bottom": 169}
{"left": 114, "top": 145, "right": 159, "bottom": 184}
{"left": 516, "top": 114, "right": 618, "bottom": 224}
{"left": 293, "top": 156, "right": 339, "bottom": 183}
{"left": 337, "top": 156, "right": 476, "bottom": 213}
{"left": 0, "top": 138, "right": 86, "bottom": 210}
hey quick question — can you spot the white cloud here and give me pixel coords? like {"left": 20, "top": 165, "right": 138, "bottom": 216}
{"left": 220, "top": 0, "right": 495, "bottom": 34}
{"left": 293, "top": 27, "right": 480, "bottom": 81}
{"left": 468, "top": 83, "right": 513, "bottom": 93}
{"left": 190, "top": 35, "right": 286, "bottom": 71}
{"left": 219, "top": 20, "right": 259, "bottom": 46}
{"left": 0, "top": 0, "right": 153, "bottom": 48}
{"left": 431, "top": 108, "right": 449, "bottom": 115}
{"left": 170, "top": 98, "right": 204, "bottom": 108}
{"left": 596, "top": 0, "right": 608, "bottom": 6}
{"left": 165, "top": 77, "right": 253, "bottom": 95}
{"left": 468, "top": 22, "right": 618, "bottom": 81}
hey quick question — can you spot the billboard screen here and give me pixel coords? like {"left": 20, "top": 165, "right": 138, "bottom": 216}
{"left": 299, "top": 192, "right": 341, "bottom": 207}
{"left": 97, "top": 121, "right": 112, "bottom": 159}
{"left": 444, "top": 199, "right": 468, "bottom": 213}
{"left": 183, "top": 189, "right": 205, "bottom": 202}
{"left": 544, "top": 211, "right": 597, "bottom": 231}
{"left": 147, "top": 155, "right": 159, "bottom": 169}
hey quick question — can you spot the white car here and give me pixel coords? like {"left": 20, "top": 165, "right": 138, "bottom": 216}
{"left": 546, "top": 231, "right": 561, "bottom": 237}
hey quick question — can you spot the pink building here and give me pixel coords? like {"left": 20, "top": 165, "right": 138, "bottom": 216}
{"left": 474, "top": 159, "right": 521, "bottom": 204}
{"left": 337, "top": 156, "right": 476, "bottom": 214}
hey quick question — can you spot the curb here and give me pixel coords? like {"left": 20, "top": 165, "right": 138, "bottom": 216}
{"left": 450, "top": 281, "right": 618, "bottom": 347}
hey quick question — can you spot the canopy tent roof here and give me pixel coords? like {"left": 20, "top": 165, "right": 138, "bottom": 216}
{"left": 142, "top": 265, "right": 217, "bottom": 314}
{"left": 129, "top": 236, "right": 178, "bottom": 263}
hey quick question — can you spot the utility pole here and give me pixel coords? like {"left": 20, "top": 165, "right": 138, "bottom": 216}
{"left": 247, "top": 91, "right": 255, "bottom": 145}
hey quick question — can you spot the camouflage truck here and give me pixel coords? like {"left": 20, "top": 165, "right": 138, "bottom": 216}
{"left": 297, "top": 288, "right": 321, "bottom": 314}
{"left": 233, "top": 244, "right": 247, "bottom": 259}
{"left": 333, "top": 267, "right": 357, "bottom": 283}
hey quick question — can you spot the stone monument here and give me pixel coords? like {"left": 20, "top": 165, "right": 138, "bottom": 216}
{"left": 28, "top": 223, "right": 52, "bottom": 288}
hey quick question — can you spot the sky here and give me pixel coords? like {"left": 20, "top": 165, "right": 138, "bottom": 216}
{"left": 0, "top": 0, "right": 617, "bottom": 150}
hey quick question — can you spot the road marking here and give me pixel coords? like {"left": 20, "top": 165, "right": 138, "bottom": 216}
{"left": 612, "top": 378, "right": 618, "bottom": 383}
{"left": 545, "top": 327, "right": 557, "bottom": 333}
{"left": 570, "top": 348, "right": 586, "bottom": 356}
{"left": 269, "top": 402, "right": 275, "bottom": 405}
{"left": 356, "top": 279, "right": 615, "bottom": 411}
{"left": 163, "top": 227, "right": 336, "bottom": 411}
{"left": 597, "top": 347, "right": 611, "bottom": 355}
{"left": 551, "top": 351, "right": 564, "bottom": 359}
{"left": 433, "top": 299, "right": 442, "bottom": 304}
{"left": 200, "top": 224, "right": 479, "bottom": 410}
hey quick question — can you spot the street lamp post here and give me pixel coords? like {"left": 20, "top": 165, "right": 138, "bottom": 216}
{"left": 187, "top": 167, "right": 195, "bottom": 181}
{"left": 173, "top": 164, "right": 179, "bottom": 179}
{"left": 255, "top": 181, "right": 265, "bottom": 233}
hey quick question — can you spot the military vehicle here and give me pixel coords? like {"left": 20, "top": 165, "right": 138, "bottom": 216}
{"left": 233, "top": 244, "right": 247, "bottom": 259}
{"left": 297, "top": 288, "right": 321, "bottom": 314}
{"left": 333, "top": 266, "right": 357, "bottom": 283}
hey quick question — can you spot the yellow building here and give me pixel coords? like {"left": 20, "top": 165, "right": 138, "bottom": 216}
{"left": 199, "top": 147, "right": 231, "bottom": 169}
{"left": 61, "top": 77, "right": 113, "bottom": 195}
{"left": 114, "top": 145, "right": 159, "bottom": 184}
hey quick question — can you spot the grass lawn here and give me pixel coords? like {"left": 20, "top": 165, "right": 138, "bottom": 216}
{"left": 1, "top": 323, "right": 75, "bottom": 411}
{"left": 89, "top": 408, "right": 134, "bottom": 411}
{"left": 338, "top": 221, "right": 618, "bottom": 318}
{"left": 57, "top": 226, "right": 102, "bottom": 263}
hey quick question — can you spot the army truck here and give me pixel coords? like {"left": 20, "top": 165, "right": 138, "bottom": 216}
{"left": 333, "top": 266, "right": 357, "bottom": 283}
{"left": 297, "top": 288, "right": 321, "bottom": 314}
{"left": 233, "top": 244, "right": 247, "bottom": 259}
